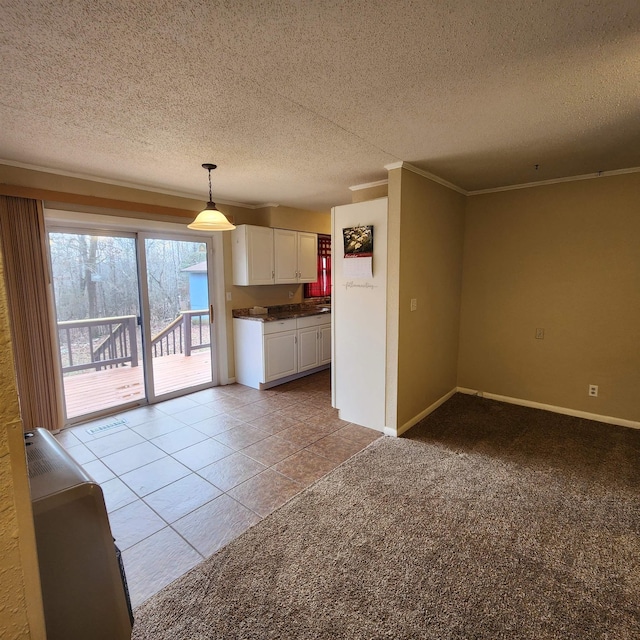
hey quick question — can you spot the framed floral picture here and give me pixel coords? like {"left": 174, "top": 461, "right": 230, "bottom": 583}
{"left": 342, "top": 225, "right": 373, "bottom": 257}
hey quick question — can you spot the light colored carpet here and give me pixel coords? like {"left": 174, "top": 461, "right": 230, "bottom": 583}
{"left": 132, "top": 394, "right": 640, "bottom": 639}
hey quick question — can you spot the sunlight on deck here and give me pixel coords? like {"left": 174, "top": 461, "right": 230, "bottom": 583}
{"left": 63, "top": 352, "right": 212, "bottom": 419}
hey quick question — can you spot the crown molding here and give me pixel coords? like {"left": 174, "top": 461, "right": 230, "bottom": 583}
{"left": 384, "top": 161, "right": 640, "bottom": 197}
{"left": 467, "top": 166, "right": 640, "bottom": 195}
{"left": 0, "top": 159, "right": 260, "bottom": 209}
{"left": 383, "top": 161, "right": 468, "bottom": 195}
{"left": 348, "top": 178, "right": 388, "bottom": 191}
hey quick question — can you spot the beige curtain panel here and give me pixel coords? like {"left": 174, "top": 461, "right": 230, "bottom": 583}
{"left": 0, "top": 196, "right": 62, "bottom": 431}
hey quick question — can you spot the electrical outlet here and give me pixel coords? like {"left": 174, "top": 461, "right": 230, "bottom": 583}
{"left": 289, "top": 291, "right": 294, "bottom": 299}
{"left": 588, "top": 384, "right": 598, "bottom": 397}
{"left": 535, "top": 328, "right": 545, "bottom": 339}
{"left": 410, "top": 298, "right": 417, "bottom": 312}
{"left": 226, "top": 292, "right": 232, "bottom": 301}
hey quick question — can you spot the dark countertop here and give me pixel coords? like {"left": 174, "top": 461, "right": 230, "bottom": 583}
{"left": 232, "top": 302, "right": 331, "bottom": 323}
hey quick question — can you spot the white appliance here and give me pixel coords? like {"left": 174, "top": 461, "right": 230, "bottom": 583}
{"left": 26, "top": 428, "right": 133, "bottom": 640}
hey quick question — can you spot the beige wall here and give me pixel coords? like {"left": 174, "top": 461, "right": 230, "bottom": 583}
{"left": 267, "top": 205, "right": 330, "bottom": 234}
{"left": 230, "top": 207, "right": 271, "bottom": 227}
{"left": 232, "top": 205, "right": 330, "bottom": 233}
{"left": 352, "top": 183, "right": 388, "bottom": 203}
{"left": 394, "top": 168, "right": 466, "bottom": 430}
{"left": 385, "top": 172, "right": 402, "bottom": 430}
{"left": 0, "top": 247, "right": 46, "bottom": 639}
{"left": 458, "top": 172, "right": 640, "bottom": 423}
{"left": 0, "top": 164, "right": 201, "bottom": 216}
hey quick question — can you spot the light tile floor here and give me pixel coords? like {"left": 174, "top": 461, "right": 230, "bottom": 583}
{"left": 56, "top": 370, "right": 381, "bottom": 608}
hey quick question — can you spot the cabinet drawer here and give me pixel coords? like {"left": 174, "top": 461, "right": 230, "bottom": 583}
{"left": 296, "top": 314, "right": 329, "bottom": 329}
{"left": 263, "top": 318, "right": 298, "bottom": 334}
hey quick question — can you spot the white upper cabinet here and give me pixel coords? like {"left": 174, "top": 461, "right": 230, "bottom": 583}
{"left": 273, "top": 229, "right": 298, "bottom": 283}
{"left": 274, "top": 229, "right": 318, "bottom": 284}
{"left": 297, "top": 231, "right": 318, "bottom": 282}
{"left": 232, "top": 225, "right": 275, "bottom": 285}
{"left": 233, "top": 225, "right": 318, "bottom": 286}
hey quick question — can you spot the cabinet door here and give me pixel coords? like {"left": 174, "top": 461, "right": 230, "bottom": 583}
{"left": 297, "top": 232, "right": 318, "bottom": 282}
{"left": 319, "top": 324, "right": 331, "bottom": 365}
{"left": 232, "top": 225, "right": 274, "bottom": 286}
{"left": 297, "top": 326, "right": 320, "bottom": 372}
{"left": 247, "top": 226, "right": 275, "bottom": 285}
{"left": 264, "top": 331, "right": 297, "bottom": 382}
{"left": 274, "top": 229, "right": 298, "bottom": 284}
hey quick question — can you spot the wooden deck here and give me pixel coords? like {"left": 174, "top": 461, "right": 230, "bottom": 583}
{"left": 63, "top": 352, "right": 212, "bottom": 419}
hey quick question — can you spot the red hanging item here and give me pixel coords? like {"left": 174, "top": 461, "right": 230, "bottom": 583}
{"left": 305, "top": 234, "right": 331, "bottom": 297}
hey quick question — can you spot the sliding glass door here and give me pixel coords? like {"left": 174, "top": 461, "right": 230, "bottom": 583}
{"left": 49, "top": 229, "right": 216, "bottom": 423}
{"left": 140, "top": 236, "right": 213, "bottom": 400}
{"left": 50, "top": 232, "right": 145, "bottom": 419}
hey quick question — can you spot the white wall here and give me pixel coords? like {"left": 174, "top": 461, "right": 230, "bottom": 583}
{"left": 332, "top": 198, "right": 389, "bottom": 431}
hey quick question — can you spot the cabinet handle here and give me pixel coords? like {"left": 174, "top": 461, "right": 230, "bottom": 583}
{"left": 272, "top": 270, "right": 275, "bottom": 278}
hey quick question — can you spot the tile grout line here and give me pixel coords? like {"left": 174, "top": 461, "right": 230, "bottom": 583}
{"left": 58, "top": 373, "right": 370, "bottom": 604}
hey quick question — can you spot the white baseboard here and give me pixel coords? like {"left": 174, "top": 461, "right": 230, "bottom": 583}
{"left": 385, "top": 387, "right": 458, "bottom": 438}
{"left": 456, "top": 387, "right": 640, "bottom": 430}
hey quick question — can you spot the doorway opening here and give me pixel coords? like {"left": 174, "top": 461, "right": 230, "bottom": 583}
{"left": 48, "top": 226, "right": 220, "bottom": 425}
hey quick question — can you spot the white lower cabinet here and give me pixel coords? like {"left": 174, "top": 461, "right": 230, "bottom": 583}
{"left": 297, "top": 325, "right": 320, "bottom": 372}
{"left": 234, "top": 314, "right": 331, "bottom": 389}
{"left": 264, "top": 330, "right": 297, "bottom": 381}
{"left": 296, "top": 314, "right": 331, "bottom": 372}
{"left": 319, "top": 324, "right": 331, "bottom": 365}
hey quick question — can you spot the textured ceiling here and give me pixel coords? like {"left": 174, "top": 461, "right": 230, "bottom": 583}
{"left": 1, "top": 1, "right": 639, "bottom": 210}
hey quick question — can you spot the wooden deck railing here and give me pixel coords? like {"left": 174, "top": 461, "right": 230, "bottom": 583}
{"left": 57, "top": 310, "right": 211, "bottom": 375}
{"left": 151, "top": 310, "right": 210, "bottom": 357}
{"left": 57, "top": 315, "right": 139, "bottom": 373}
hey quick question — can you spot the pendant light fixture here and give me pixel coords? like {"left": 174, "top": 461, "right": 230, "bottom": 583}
{"left": 188, "top": 163, "right": 236, "bottom": 231}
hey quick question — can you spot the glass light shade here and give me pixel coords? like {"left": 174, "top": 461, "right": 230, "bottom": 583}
{"left": 187, "top": 203, "right": 236, "bottom": 231}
